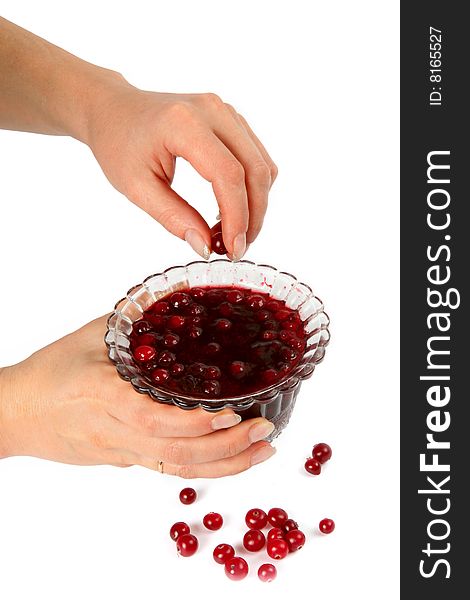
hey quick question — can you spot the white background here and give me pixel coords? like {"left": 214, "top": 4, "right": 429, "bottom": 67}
{"left": 0, "top": 1, "right": 399, "bottom": 598}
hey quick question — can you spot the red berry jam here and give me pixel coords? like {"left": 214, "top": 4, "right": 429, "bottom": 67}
{"left": 129, "top": 286, "right": 307, "bottom": 398}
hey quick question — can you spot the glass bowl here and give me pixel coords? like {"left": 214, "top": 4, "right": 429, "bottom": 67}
{"left": 104, "top": 260, "right": 330, "bottom": 441}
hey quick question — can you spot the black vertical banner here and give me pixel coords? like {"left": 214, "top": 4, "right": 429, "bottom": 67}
{"left": 401, "top": 2, "right": 467, "bottom": 598}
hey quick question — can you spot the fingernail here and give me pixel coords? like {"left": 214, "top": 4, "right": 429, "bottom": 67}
{"left": 232, "top": 232, "right": 246, "bottom": 262}
{"left": 185, "top": 229, "right": 210, "bottom": 260}
{"left": 251, "top": 445, "right": 276, "bottom": 466}
{"left": 215, "top": 212, "right": 221, "bottom": 221}
{"left": 211, "top": 413, "right": 242, "bottom": 430}
{"left": 249, "top": 420, "right": 275, "bottom": 443}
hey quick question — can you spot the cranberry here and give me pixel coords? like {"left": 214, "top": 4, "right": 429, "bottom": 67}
{"left": 245, "top": 508, "right": 268, "bottom": 530}
{"left": 279, "top": 330, "right": 294, "bottom": 343}
{"left": 179, "top": 487, "right": 197, "bottom": 505}
{"left": 214, "top": 318, "right": 232, "bottom": 331}
{"left": 132, "top": 333, "right": 159, "bottom": 348}
{"left": 258, "top": 563, "right": 277, "bottom": 583}
{"left": 203, "top": 512, "right": 223, "bottom": 531}
{"left": 210, "top": 222, "right": 227, "bottom": 255}
{"left": 205, "top": 342, "right": 222, "bottom": 356}
{"left": 213, "top": 543, "right": 235, "bottom": 565}
{"left": 151, "top": 368, "right": 170, "bottom": 383}
{"left": 204, "top": 365, "right": 221, "bottom": 380}
{"left": 163, "top": 333, "right": 180, "bottom": 348}
{"left": 256, "top": 309, "right": 271, "bottom": 322}
{"left": 319, "top": 518, "right": 335, "bottom": 534}
{"left": 219, "top": 302, "right": 234, "bottom": 317}
{"left": 171, "top": 363, "right": 185, "bottom": 377}
{"left": 243, "top": 529, "right": 266, "bottom": 552}
{"left": 188, "top": 326, "right": 203, "bottom": 339}
{"left": 132, "top": 320, "right": 153, "bottom": 335}
{"left": 261, "top": 368, "right": 278, "bottom": 385}
{"left": 304, "top": 457, "right": 322, "bottom": 475}
{"left": 283, "top": 518, "right": 299, "bottom": 533}
{"left": 152, "top": 301, "right": 171, "bottom": 315}
{"left": 224, "top": 556, "right": 249, "bottom": 581}
{"left": 168, "top": 315, "right": 185, "bottom": 330}
{"left": 202, "top": 380, "right": 221, "bottom": 396}
{"left": 176, "top": 533, "right": 198, "bottom": 557}
{"left": 285, "top": 529, "right": 306, "bottom": 552}
{"left": 260, "top": 329, "right": 277, "bottom": 341}
{"left": 274, "top": 310, "right": 290, "bottom": 322}
{"left": 205, "top": 289, "right": 225, "bottom": 306}
{"left": 312, "top": 442, "right": 332, "bottom": 464}
{"left": 186, "top": 302, "right": 205, "bottom": 316}
{"left": 133, "top": 345, "right": 156, "bottom": 362}
{"left": 170, "top": 522, "right": 190, "bottom": 541}
{"left": 148, "top": 313, "right": 165, "bottom": 330}
{"left": 229, "top": 361, "right": 247, "bottom": 379}
{"left": 266, "top": 300, "right": 282, "bottom": 312}
{"left": 281, "top": 319, "right": 300, "bottom": 331}
{"left": 266, "top": 538, "right": 289, "bottom": 560}
{"left": 226, "top": 289, "right": 244, "bottom": 304}
{"left": 267, "top": 527, "right": 285, "bottom": 541}
{"left": 280, "top": 346, "right": 298, "bottom": 362}
{"left": 188, "top": 362, "right": 206, "bottom": 377}
{"left": 267, "top": 508, "right": 288, "bottom": 528}
{"left": 286, "top": 336, "right": 305, "bottom": 351}
{"left": 158, "top": 350, "right": 176, "bottom": 366}
{"left": 170, "top": 292, "right": 191, "bottom": 309}
{"left": 190, "top": 287, "right": 206, "bottom": 299}
{"left": 246, "top": 294, "right": 265, "bottom": 310}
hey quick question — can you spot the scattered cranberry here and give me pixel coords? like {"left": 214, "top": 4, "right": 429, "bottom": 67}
{"left": 203, "top": 512, "right": 223, "bottom": 531}
{"left": 133, "top": 345, "right": 156, "bottom": 362}
{"left": 258, "top": 563, "right": 277, "bottom": 583}
{"left": 304, "top": 457, "right": 322, "bottom": 475}
{"left": 210, "top": 222, "right": 227, "bottom": 255}
{"left": 267, "top": 538, "right": 289, "bottom": 560}
{"left": 224, "top": 556, "right": 249, "bottom": 581}
{"left": 213, "top": 543, "right": 235, "bottom": 565}
{"left": 176, "top": 533, "right": 199, "bottom": 557}
{"left": 169, "top": 522, "right": 190, "bottom": 542}
{"left": 243, "top": 529, "right": 266, "bottom": 552}
{"left": 245, "top": 508, "right": 268, "bottom": 530}
{"left": 285, "top": 529, "right": 306, "bottom": 552}
{"left": 267, "top": 507, "right": 288, "bottom": 528}
{"left": 312, "top": 442, "right": 332, "bottom": 464}
{"left": 267, "top": 527, "right": 285, "bottom": 541}
{"left": 179, "top": 487, "right": 197, "bottom": 505}
{"left": 283, "top": 518, "right": 300, "bottom": 533}
{"left": 319, "top": 518, "right": 335, "bottom": 534}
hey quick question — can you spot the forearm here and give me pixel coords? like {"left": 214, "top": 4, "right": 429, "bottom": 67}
{"left": 0, "top": 17, "right": 127, "bottom": 143}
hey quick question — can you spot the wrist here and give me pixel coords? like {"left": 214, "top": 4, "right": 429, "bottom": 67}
{"left": 0, "top": 366, "right": 14, "bottom": 458}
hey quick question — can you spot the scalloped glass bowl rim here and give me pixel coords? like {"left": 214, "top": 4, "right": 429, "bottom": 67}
{"left": 105, "top": 259, "right": 330, "bottom": 406}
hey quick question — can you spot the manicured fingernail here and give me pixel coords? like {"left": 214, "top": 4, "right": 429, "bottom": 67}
{"left": 251, "top": 445, "right": 276, "bottom": 466}
{"left": 185, "top": 229, "right": 210, "bottom": 260}
{"left": 211, "top": 413, "right": 242, "bottom": 430}
{"left": 249, "top": 420, "right": 275, "bottom": 443}
{"left": 232, "top": 232, "right": 246, "bottom": 262}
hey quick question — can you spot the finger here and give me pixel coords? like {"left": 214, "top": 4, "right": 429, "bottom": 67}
{"left": 164, "top": 124, "right": 249, "bottom": 260}
{"left": 119, "top": 416, "right": 275, "bottom": 465}
{"left": 108, "top": 394, "right": 243, "bottom": 438}
{"left": 236, "top": 112, "right": 278, "bottom": 188}
{"left": 119, "top": 440, "right": 276, "bottom": 478}
{"left": 217, "top": 105, "right": 272, "bottom": 243}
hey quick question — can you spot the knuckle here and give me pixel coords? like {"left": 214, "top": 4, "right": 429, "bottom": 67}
{"left": 224, "top": 102, "right": 237, "bottom": 115}
{"left": 163, "top": 440, "right": 188, "bottom": 465}
{"left": 166, "top": 101, "right": 196, "bottom": 122}
{"left": 221, "top": 159, "right": 245, "bottom": 185}
{"left": 250, "top": 161, "right": 271, "bottom": 187}
{"left": 270, "top": 162, "right": 279, "bottom": 182}
{"left": 175, "top": 463, "right": 196, "bottom": 480}
{"left": 202, "top": 92, "right": 224, "bottom": 108}
{"left": 222, "top": 438, "right": 241, "bottom": 460}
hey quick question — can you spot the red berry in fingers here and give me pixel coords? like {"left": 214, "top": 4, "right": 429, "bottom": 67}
{"left": 203, "top": 512, "right": 223, "bottom": 531}
{"left": 176, "top": 533, "right": 199, "bottom": 557}
{"left": 304, "top": 457, "right": 322, "bottom": 475}
{"left": 267, "top": 507, "right": 288, "bottom": 528}
{"left": 224, "top": 556, "right": 249, "bottom": 581}
{"left": 285, "top": 529, "right": 306, "bottom": 552}
{"left": 179, "top": 487, "right": 197, "bottom": 505}
{"left": 243, "top": 529, "right": 266, "bottom": 552}
{"left": 267, "top": 538, "right": 289, "bottom": 560}
{"left": 245, "top": 508, "right": 268, "bottom": 530}
{"left": 282, "top": 518, "right": 300, "bottom": 534}
{"left": 312, "top": 442, "right": 332, "bottom": 464}
{"left": 169, "top": 522, "right": 190, "bottom": 542}
{"left": 267, "top": 527, "right": 285, "bottom": 541}
{"left": 213, "top": 543, "right": 235, "bottom": 565}
{"left": 258, "top": 563, "right": 277, "bottom": 583}
{"left": 319, "top": 518, "right": 335, "bottom": 534}
{"left": 210, "top": 222, "right": 227, "bottom": 255}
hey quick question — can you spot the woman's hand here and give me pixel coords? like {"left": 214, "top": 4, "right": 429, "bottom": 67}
{"left": 0, "top": 316, "right": 276, "bottom": 477}
{"left": 84, "top": 83, "right": 278, "bottom": 260}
